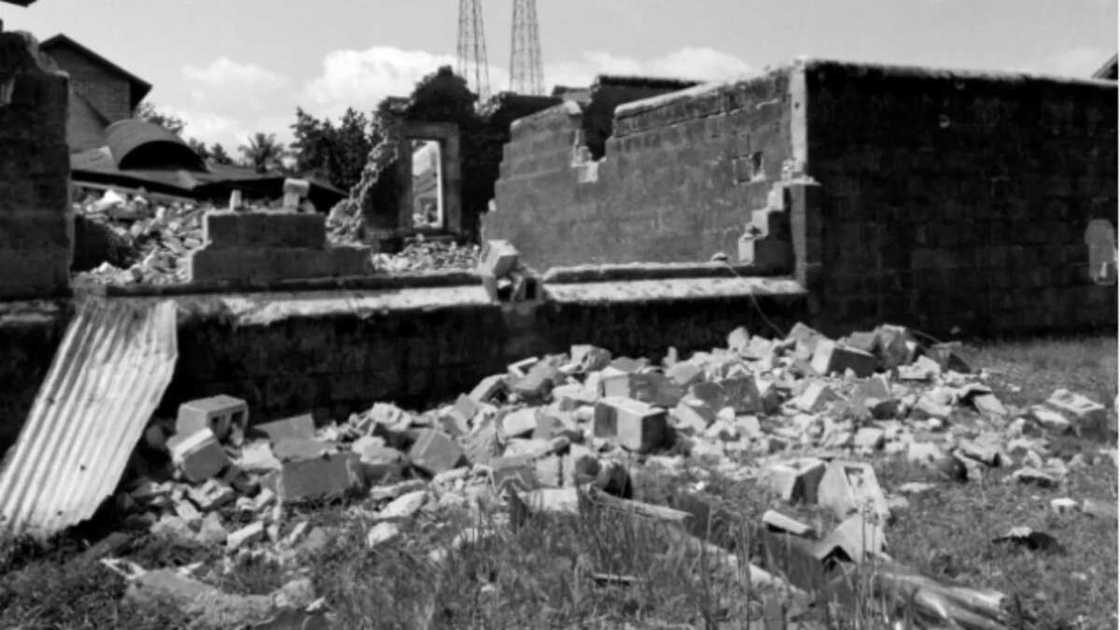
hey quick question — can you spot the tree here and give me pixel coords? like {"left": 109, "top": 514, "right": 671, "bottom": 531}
{"left": 209, "top": 143, "right": 234, "bottom": 165}
{"left": 187, "top": 138, "right": 210, "bottom": 160}
{"left": 136, "top": 102, "right": 186, "bottom": 136}
{"left": 289, "top": 107, "right": 377, "bottom": 190}
{"left": 238, "top": 132, "right": 286, "bottom": 173}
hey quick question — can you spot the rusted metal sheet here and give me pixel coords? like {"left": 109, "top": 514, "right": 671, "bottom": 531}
{"left": 542, "top": 276, "right": 806, "bottom": 304}
{"left": 0, "top": 299, "right": 177, "bottom": 538}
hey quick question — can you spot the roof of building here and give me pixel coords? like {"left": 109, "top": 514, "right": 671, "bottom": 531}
{"left": 105, "top": 118, "right": 206, "bottom": 171}
{"left": 1093, "top": 54, "right": 1118, "bottom": 80}
{"left": 40, "top": 33, "right": 153, "bottom": 108}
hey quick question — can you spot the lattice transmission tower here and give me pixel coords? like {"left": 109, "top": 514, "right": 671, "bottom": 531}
{"left": 509, "top": 0, "right": 544, "bottom": 94}
{"left": 457, "top": 0, "right": 491, "bottom": 98}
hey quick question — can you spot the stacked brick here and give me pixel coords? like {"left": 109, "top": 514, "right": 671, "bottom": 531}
{"left": 187, "top": 211, "right": 372, "bottom": 284}
{"left": 802, "top": 60, "right": 1118, "bottom": 335}
{"left": 0, "top": 32, "right": 72, "bottom": 299}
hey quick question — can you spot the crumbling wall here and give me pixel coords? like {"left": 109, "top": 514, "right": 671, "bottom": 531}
{"left": 486, "top": 68, "right": 797, "bottom": 270}
{"left": 348, "top": 68, "right": 557, "bottom": 248}
{"left": 801, "top": 60, "right": 1118, "bottom": 335}
{"left": 0, "top": 31, "right": 72, "bottom": 299}
{"left": 581, "top": 76, "right": 701, "bottom": 159}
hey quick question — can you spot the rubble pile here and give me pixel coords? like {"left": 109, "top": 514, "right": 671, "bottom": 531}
{"left": 106, "top": 320, "right": 1116, "bottom": 626}
{"left": 72, "top": 189, "right": 480, "bottom": 286}
{"left": 370, "top": 235, "right": 480, "bottom": 272}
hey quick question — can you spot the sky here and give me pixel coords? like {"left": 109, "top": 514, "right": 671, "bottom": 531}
{"left": 4, "top": 0, "right": 1116, "bottom": 151}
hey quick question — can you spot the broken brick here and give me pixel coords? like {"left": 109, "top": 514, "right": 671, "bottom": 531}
{"left": 478, "top": 239, "right": 519, "bottom": 277}
{"left": 592, "top": 396, "right": 668, "bottom": 453}
{"left": 273, "top": 452, "right": 362, "bottom": 503}
{"left": 408, "top": 429, "right": 465, "bottom": 474}
{"left": 762, "top": 509, "right": 815, "bottom": 537}
{"left": 254, "top": 413, "right": 315, "bottom": 443}
{"left": 168, "top": 428, "right": 229, "bottom": 483}
{"left": 817, "top": 460, "right": 889, "bottom": 521}
{"left": 821, "top": 513, "right": 886, "bottom": 563}
{"left": 764, "top": 458, "right": 826, "bottom": 504}
{"left": 794, "top": 381, "right": 841, "bottom": 413}
{"left": 500, "top": 407, "right": 539, "bottom": 438}
{"left": 811, "top": 340, "right": 876, "bottom": 377}
{"left": 1045, "top": 389, "right": 1109, "bottom": 439}
{"left": 272, "top": 438, "right": 332, "bottom": 462}
{"left": 227, "top": 521, "right": 265, "bottom": 551}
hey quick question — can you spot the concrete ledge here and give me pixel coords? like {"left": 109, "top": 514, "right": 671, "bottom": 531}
{"left": 203, "top": 212, "right": 326, "bottom": 250}
{"left": 81, "top": 269, "right": 483, "bottom": 297}
{"left": 187, "top": 245, "right": 371, "bottom": 284}
{"left": 543, "top": 276, "right": 806, "bottom": 304}
{"left": 542, "top": 262, "right": 781, "bottom": 284}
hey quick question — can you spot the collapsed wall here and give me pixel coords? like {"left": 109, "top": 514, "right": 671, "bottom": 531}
{"left": 485, "top": 59, "right": 1118, "bottom": 336}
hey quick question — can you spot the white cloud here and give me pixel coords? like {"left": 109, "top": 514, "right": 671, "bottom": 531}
{"left": 301, "top": 46, "right": 463, "bottom": 118}
{"left": 183, "top": 57, "right": 289, "bottom": 91}
{"left": 1037, "top": 46, "right": 1111, "bottom": 77}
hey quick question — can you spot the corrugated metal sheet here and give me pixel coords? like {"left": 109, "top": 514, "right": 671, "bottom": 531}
{"left": 543, "top": 276, "right": 806, "bottom": 304}
{"left": 0, "top": 299, "right": 177, "bottom": 538}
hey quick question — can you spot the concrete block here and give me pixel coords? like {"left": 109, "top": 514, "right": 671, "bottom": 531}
{"left": 853, "top": 427, "right": 885, "bottom": 451}
{"left": 786, "top": 322, "right": 824, "bottom": 357}
{"left": 274, "top": 452, "right": 362, "bottom": 503}
{"left": 273, "top": 438, "right": 332, "bottom": 462}
{"left": 254, "top": 413, "right": 315, "bottom": 442}
{"left": 479, "top": 239, "right": 519, "bottom": 277}
{"left": 203, "top": 211, "right": 326, "bottom": 249}
{"left": 512, "top": 361, "right": 562, "bottom": 400}
{"left": 490, "top": 456, "right": 539, "bottom": 494}
{"left": 1028, "top": 405, "right": 1072, "bottom": 433}
{"left": 501, "top": 407, "right": 538, "bottom": 438}
{"left": 168, "top": 428, "right": 230, "bottom": 483}
{"left": 236, "top": 440, "right": 282, "bottom": 473}
{"left": 463, "top": 420, "right": 501, "bottom": 466}
{"left": 408, "top": 429, "right": 465, "bottom": 474}
{"left": 1045, "top": 389, "right": 1108, "bottom": 438}
{"left": 352, "top": 436, "right": 407, "bottom": 484}
{"left": 794, "top": 381, "right": 840, "bottom": 413}
{"left": 665, "top": 362, "right": 703, "bottom": 387}
{"left": 817, "top": 460, "right": 889, "bottom": 521}
{"left": 718, "top": 375, "right": 761, "bottom": 413}
{"left": 820, "top": 513, "right": 886, "bottom": 563}
{"left": 175, "top": 395, "right": 248, "bottom": 441}
{"left": 672, "top": 399, "right": 714, "bottom": 433}
{"left": 197, "top": 512, "right": 228, "bottom": 545}
{"left": 811, "top": 340, "right": 876, "bottom": 377}
{"left": 571, "top": 344, "right": 612, "bottom": 371}
{"left": 764, "top": 458, "right": 826, "bottom": 504}
{"left": 593, "top": 396, "right": 668, "bottom": 453}
{"left": 874, "top": 324, "right": 913, "bottom": 369}
{"left": 227, "top": 521, "right": 265, "bottom": 551}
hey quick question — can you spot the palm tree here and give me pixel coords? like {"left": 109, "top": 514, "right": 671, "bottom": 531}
{"left": 238, "top": 132, "right": 286, "bottom": 173}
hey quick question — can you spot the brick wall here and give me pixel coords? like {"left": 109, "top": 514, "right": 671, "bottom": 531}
{"left": 44, "top": 44, "right": 132, "bottom": 121}
{"left": 0, "top": 32, "right": 72, "bottom": 299}
{"left": 486, "top": 68, "right": 798, "bottom": 270}
{"left": 801, "top": 60, "right": 1118, "bottom": 336}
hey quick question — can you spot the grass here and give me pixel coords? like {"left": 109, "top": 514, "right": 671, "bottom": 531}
{"left": 0, "top": 335, "right": 1115, "bottom": 629}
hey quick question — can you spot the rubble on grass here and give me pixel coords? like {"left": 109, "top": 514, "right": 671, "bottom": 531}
{"left": 96, "top": 321, "right": 1115, "bottom": 627}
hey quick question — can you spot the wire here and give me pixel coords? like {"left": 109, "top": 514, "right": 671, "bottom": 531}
{"left": 718, "top": 260, "right": 788, "bottom": 339}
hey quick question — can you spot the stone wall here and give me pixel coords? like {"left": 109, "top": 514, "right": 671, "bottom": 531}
{"left": 800, "top": 60, "right": 1118, "bottom": 336}
{"left": 486, "top": 67, "right": 797, "bottom": 271}
{"left": 0, "top": 31, "right": 72, "bottom": 299}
